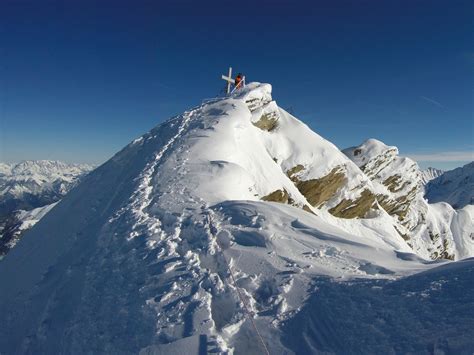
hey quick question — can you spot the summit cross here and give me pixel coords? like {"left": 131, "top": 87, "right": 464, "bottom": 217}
{"left": 221, "top": 67, "right": 234, "bottom": 94}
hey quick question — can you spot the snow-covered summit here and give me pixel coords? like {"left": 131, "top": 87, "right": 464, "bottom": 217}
{"left": 0, "top": 83, "right": 472, "bottom": 353}
{"left": 342, "top": 138, "right": 398, "bottom": 171}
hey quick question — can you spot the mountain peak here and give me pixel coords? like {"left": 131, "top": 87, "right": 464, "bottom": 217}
{"left": 0, "top": 83, "right": 472, "bottom": 353}
{"left": 342, "top": 138, "right": 399, "bottom": 169}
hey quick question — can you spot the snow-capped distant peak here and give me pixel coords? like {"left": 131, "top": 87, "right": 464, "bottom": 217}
{"left": 0, "top": 160, "right": 94, "bottom": 194}
{"left": 9, "top": 160, "right": 94, "bottom": 177}
{"left": 421, "top": 167, "right": 444, "bottom": 185}
{"left": 0, "top": 163, "right": 12, "bottom": 176}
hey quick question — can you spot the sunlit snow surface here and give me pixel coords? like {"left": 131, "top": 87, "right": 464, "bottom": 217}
{"left": 0, "top": 83, "right": 473, "bottom": 354}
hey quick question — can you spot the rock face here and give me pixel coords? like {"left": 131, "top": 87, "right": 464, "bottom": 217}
{"left": 425, "top": 162, "right": 474, "bottom": 209}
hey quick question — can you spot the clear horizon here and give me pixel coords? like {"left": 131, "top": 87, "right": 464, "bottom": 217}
{"left": 1, "top": 0, "right": 473, "bottom": 171}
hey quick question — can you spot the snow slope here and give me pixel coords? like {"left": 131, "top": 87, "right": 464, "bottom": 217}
{"left": 425, "top": 162, "right": 474, "bottom": 208}
{"left": 0, "top": 83, "right": 472, "bottom": 354}
{"left": 282, "top": 257, "right": 474, "bottom": 354}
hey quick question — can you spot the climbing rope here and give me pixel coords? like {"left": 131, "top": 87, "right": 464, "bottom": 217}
{"left": 205, "top": 213, "right": 271, "bottom": 355}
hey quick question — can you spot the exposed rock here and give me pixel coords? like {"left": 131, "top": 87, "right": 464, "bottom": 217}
{"left": 302, "top": 205, "right": 316, "bottom": 215}
{"left": 292, "top": 167, "right": 347, "bottom": 208}
{"left": 329, "top": 189, "right": 378, "bottom": 219}
{"left": 262, "top": 189, "right": 289, "bottom": 204}
{"left": 383, "top": 175, "right": 409, "bottom": 193}
{"left": 430, "top": 239, "right": 455, "bottom": 261}
{"left": 261, "top": 188, "right": 316, "bottom": 216}
{"left": 286, "top": 165, "right": 305, "bottom": 182}
{"left": 252, "top": 112, "right": 279, "bottom": 132}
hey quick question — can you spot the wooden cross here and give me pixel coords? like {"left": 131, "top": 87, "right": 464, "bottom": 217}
{"left": 221, "top": 67, "right": 234, "bottom": 94}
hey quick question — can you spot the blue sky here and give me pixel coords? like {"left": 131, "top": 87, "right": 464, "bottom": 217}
{"left": 1, "top": 0, "right": 472, "bottom": 170}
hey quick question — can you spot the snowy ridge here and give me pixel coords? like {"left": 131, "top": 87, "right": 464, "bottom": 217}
{"left": 0, "top": 83, "right": 472, "bottom": 353}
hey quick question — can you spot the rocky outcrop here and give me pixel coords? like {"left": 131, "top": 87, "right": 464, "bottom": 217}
{"left": 262, "top": 189, "right": 290, "bottom": 203}
{"left": 289, "top": 166, "right": 347, "bottom": 208}
{"left": 252, "top": 112, "right": 279, "bottom": 131}
{"left": 329, "top": 189, "right": 378, "bottom": 219}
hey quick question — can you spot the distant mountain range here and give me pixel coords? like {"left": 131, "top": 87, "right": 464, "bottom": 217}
{"left": 0, "top": 160, "right": 94, "bottom": 256}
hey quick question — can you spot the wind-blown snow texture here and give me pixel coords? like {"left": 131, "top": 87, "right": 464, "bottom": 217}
{"left": 0, "top": 83, "right": 473, "bottom": 354}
